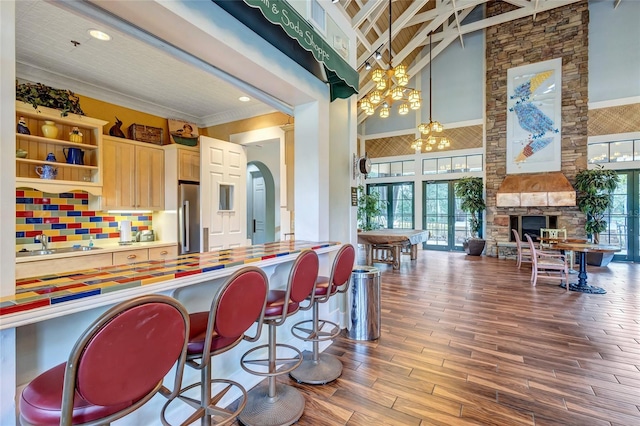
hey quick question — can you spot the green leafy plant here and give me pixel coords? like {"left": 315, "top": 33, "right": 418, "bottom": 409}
{"left": 575, "top": 166, "right": 619, "bottom": 243}
{"left": 357, "top": 185, "right": 386, "bottom": 231}
{"left": 454, "top": 177, "right": 486, "bottom": 239}
{"left": 16, "top": 82, "right": 84, "bottom": 117}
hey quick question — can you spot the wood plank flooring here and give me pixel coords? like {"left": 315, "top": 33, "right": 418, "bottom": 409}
{"left": 245, "top": 249, "right": 640, "bottom": 425}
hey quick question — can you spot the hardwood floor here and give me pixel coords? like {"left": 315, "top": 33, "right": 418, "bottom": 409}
{"left": 247, "top": 249, "right": 640, "bottom": 425}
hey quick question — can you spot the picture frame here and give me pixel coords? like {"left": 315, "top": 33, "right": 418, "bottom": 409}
{"left": 506, "top": 58, "right": 562, "bottom": 174}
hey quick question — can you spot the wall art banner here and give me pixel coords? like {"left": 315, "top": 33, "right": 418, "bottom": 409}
{"left": 506, "top": 58, "right": 562, "bottom": 174}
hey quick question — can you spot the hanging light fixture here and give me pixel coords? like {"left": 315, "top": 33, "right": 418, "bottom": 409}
{"left": 414, "top": 31, "right": 449, "bottom": 151}
{"left": 358, "top": 0, "right": 421, "bottom": 119}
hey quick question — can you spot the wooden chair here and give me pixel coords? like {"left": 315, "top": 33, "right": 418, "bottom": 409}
{"left": 540, "top": 227, "right": 574, "bottom": 268}
{"left": 540, "top": 228, "right": 567, "bottom": 248}
{"left": 525, "top": 234, "right": 569, "bottom": 291}
{"left": 511, "top": 229, "right": 534, "bottom": 269}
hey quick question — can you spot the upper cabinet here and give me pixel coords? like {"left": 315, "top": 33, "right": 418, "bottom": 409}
{"left": 15, "top": 102, "right": 108, "bottom": 195}
{"left": 102, "top": 136, "right": 165, "bottom": 210}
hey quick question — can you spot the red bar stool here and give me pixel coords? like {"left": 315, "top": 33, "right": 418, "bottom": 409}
{"left": 290, "top": 243, "right": 355, "bottom": 384}
{"left": 19, "top": 295, "right": 189, "bottom": 426}
{"left": 161, "top": 266, "right": 269, "bottom": 426}
{"left": 238, "top": 250, "right": 319, "bottom": 426}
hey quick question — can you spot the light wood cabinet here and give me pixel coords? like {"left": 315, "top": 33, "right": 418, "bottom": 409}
{"left": 113, "top": 248, "right": 149, "bottom": 265}
{"left": 178, "top": 148, "right": 200, "bottom": 182}
{"left": 102, "top": 136, "right": 164, "bottom": 210}
{"left": 15, "top": 253, "right": 113, "bottom": 280}
{"left": 149, "top": 245, "right": 178, "bottom": 260}
{"left": 15, "top": 102, "right": 107, "bottom": 196}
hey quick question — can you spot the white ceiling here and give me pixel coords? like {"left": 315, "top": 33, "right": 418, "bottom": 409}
{"left": 15, "top": 0, "right": 277, "bottom": 128}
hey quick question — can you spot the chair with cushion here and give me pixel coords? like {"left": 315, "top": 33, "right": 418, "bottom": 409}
{"left": 525, "top": 234, "right": 569, "bottom": 291}
{"left": 161, "top": 266, "right": 269, "bottom": 426}
{"left": 512, "top": 229, "right": 534, "bottom": 269}
{"left": 290, "top": 243, "right": 356, "bottom": 384}
{"left": 239, "top": 249, "right": 319, "bottom": 426}
{"left": 19, "top": 294, "right": 189, "bottom": 426}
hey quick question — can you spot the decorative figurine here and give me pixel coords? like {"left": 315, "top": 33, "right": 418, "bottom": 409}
{"left": 109, "top": 117, "right": 126, "bottom": 138}
{"left": 17, "top": 116, "right": 30, "bottom": 134}
{"left": 69, "top": 126, "right": 83, "bottom": 143}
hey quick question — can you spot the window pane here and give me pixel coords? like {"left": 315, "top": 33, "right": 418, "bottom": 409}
{"left": 588, "top": 143, "right": 609, "bottom": 164}
{"left": 378, "top": 163, "right": 390, "bottom": 177}
{"left": 610, "top": 141, "right": 634, "bottom": 162}
{"left": 437, "top": 158, "right": 452, "bottom": 174}
{"left": 390, "top": 162, "right": 403, "bottom": 177}
{"left": 452, "top": 156, "right": 467, "bottom": 173}
{"left": 369, "top": 164, "right": 379, "bottom": 178}
{"left": 402, "top": 160, "right": 415, "bottom": 176}
{"left": 423, "top": 159, "right": 437, "bottom": 174}
{"left": 467, "top": 155, "right": 483, "bottom": 171}
{"left": 635, "top": 140, "right": 640, "bottom": 161}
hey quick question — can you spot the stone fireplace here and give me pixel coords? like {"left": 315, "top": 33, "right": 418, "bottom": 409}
{"left": 484, "top": 0, "right": 590, "bottom": 256}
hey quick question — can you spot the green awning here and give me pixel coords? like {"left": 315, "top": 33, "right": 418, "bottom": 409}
{"left": 214, "top": 0, "right": 358, "bottom": 101}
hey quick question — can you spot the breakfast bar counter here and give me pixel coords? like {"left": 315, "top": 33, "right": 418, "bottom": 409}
{"left": 1, "top": 241, "right": 343, "bottom": 425}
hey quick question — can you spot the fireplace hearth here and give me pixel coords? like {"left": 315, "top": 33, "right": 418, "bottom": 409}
{"left": 510, "top": 215, "right": 558, "bottom": 242}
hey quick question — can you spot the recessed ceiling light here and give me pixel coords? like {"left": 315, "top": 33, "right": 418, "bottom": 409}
{"left": 88, "top": 29, "right": 111, "bottom": 41}
{"left": 239, "top": 96, "right": 251, "bottom": 102}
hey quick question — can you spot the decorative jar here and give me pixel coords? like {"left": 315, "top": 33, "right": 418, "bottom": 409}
{"left": 41, "top": 121, "right": 59, "bottom": 139}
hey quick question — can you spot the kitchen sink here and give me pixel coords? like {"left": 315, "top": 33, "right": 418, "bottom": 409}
{"left": 16, "top": 246, "right": 103, "bottom": 257}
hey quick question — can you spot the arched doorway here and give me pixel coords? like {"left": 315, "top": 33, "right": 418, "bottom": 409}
{"left": 247, "top": 161, "right": 275, "bottom": 244}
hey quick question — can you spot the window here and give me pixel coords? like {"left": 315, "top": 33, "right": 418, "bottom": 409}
{"left": 369, "top": 160, "right": 414, "bottom": 178}
{"left": 309, "top": 0, "right": 326, "bottom": 34}
{"left": 588, "top": 139, "right": 640, "bottom": 163}
{"left": 422, "top": 154, "right": 483, "bottom": 174}
{"left": 367, "top": 182, "right": 414, "bottom": 229}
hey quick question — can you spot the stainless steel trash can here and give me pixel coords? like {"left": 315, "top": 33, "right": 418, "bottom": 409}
{"left": 346, "top": 266, "right": 381, "bottom": 340}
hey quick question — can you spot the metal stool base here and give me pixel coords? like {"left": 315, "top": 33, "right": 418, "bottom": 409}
{"left": 238, "top": 383, "right": 304, "bottom": 426}
{"left": 290, "top": 352, "right": 342, "bottom": 384}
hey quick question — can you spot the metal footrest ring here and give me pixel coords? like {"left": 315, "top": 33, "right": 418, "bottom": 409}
{"left": 240, "top": 343, "right": 303, "bottom": 377}
{"left": 160, "top": 378, "right": 246, "bottom": 426}
{"left": 290, "top": 318, "right": 340, "bottom": 342}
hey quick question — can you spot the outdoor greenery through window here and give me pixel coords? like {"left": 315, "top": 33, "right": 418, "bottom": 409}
{"left": 589, "top": 139, "right": 640, "bottom": 163}
{"left": 423, "top": 154, "right": 483, "bottom": 174}
{"left": 367, "top": 182, "right": 414, "bottom": 229}
{"left": 368, "top": 160, "right": 415, "bottom": 178}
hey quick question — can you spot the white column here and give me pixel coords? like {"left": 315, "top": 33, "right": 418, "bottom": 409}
{"left": 294, "top": 101, "right": 330, "bottom": 241}
{"left": 0, "top": 2, "right": 17, "bottom": 424}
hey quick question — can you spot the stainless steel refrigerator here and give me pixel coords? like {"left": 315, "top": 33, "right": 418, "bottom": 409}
{"left": 178, "top": 182, "right": 200, "bottom": 254}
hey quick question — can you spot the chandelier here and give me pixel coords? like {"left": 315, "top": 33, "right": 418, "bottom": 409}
{"left": 411, "top": 31, "right": 449, "bottom": 152}
{"left": 359, "top": 0, "right": 421, "bottom": 119}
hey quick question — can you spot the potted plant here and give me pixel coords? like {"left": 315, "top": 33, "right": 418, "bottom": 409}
{"left": 357, "top": 185, "right": 386, "bottom": 231}
{"left": 575, "top": 166, "right": 620, "bottom": 266}
{"left": 454, "top": 176, "right": 486, "bottom": 255}
{"left": 16, "top": 82, "right": 84, "bottom": 117}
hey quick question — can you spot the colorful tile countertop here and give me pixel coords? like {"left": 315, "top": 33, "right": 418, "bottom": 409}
{"left": 2, "top": 241, "right": 339, "bottom": 317}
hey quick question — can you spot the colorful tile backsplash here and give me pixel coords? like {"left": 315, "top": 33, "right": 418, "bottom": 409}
{"left": 16, "top": 190, "right": 153, "bottom": 246}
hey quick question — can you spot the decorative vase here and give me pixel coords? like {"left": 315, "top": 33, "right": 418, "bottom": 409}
{"left": 41, "top": 121, "right": 59, "bottom": 139}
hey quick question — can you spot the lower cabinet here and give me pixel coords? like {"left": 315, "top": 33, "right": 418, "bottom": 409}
{"left": 16, "top": 253, "right": 113, "bottom": 279}
{"left": 16, "top": 245, "right": 179, "bottom": 279}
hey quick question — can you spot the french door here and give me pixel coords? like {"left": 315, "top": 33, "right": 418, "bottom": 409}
{"left": 422, "top": 180, "right": 471, "bottom": 251}
{"left": 367, "top": 182, "right": 414, "bottom": 229}
{"left": 601, "top": 170, "right": 640, "bottom": 262}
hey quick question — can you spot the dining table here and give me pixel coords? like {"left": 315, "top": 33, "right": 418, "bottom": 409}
{"left": 551, "top": 241, "right": 621, "bottom": 294}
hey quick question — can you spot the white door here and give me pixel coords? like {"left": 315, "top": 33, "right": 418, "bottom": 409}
{"left": 250, "top": 171, "right": 267, "bottom": 244}
{"left": 200, "top": 136, "right": 247, "bottom": 250}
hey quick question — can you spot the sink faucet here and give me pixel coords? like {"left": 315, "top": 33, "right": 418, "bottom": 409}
{"left": 38, "top": 233, "right": 49, "bottom": 250}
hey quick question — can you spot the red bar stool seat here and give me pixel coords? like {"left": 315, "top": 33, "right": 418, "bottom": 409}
{"left": 161, "top": 266, "right": 269, "bottom": 426}
{"left": 239, "top": 250, "right": 319, "bottom": 426}
{"left": 19, "top": 295, "right": 190, "bottom": 426}
{"left": 290, "top": 244, "right": 355, "bottom": 384}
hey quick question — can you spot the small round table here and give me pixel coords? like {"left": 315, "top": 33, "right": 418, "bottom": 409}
{"left": 552, "top": 242, "right": 620, "bottom": 294}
